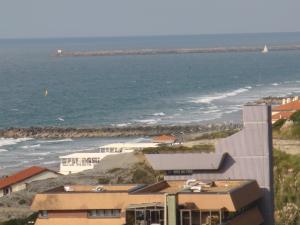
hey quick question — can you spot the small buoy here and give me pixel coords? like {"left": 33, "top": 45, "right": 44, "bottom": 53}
{"left": 44, "top": 88, "right": 48, "bottom": 97}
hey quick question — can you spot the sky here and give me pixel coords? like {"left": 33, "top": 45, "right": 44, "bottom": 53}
{"left": 1, "top": 0, "right": 300, "bottom": 38}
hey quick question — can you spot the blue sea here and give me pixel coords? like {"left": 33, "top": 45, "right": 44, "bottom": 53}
{"left": 1, "top": 32, "right": 300, "bottom": 174}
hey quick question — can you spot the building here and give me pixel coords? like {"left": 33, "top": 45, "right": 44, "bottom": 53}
{"left": 31, "top": 179, "right": 263, "bottom": 225}
{"left": 0, "top": 166, "right": 59, "bottom": 197}
{"left": 272, "top": 97, "right": 300, "bottom": 123}
{"left": 31, "top": 104, "right": 274, "bottom": 225}
{"left": 152, "top": 135, "right": 177, "bottom": 145}
{"left": 59, "top": 143, "right": 158, "bottom": 175}
{"left": 146, "top": 104, "right": 274, "bottom": 225}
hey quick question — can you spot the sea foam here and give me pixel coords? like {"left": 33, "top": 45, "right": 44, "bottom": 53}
{"left": 37, "top": 138, "right": 73, "bottom": 144}
{"left": 0, "top": 138, "right": 33, "bottom": 147}
{"left": 189, "top": 87, "right": 251, "bottom": 104}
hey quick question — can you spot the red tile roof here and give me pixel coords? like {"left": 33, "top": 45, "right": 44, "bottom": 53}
{"left": 272, "top": 111, "right": 294, "bottom": 121}
{"left": 0, "top": 166, "right": 56, "bottom": 189}
{"left": 153, "top": 135, "right": 176, "bottom": 143}
{"left": 273, "top": 100, "right": 300, "bottom": 112}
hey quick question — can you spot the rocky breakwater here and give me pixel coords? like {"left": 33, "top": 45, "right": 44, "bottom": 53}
{"left": 0, "top": 124, "right": 242, "bottom": 139}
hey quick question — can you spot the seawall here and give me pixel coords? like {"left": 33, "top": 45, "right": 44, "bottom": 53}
{"left": 0, "top": 124, "right": 241, "bottom": 139}
{"left": 55, "top": 45, "right": 300, "bottom": 57}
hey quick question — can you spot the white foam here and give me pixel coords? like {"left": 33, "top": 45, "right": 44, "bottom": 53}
{"left": 57, "top": 117, "right": 65, "bottom": 121}
{"left": 0, "top": 138, "right": 33, "bottom": 147}
{"left": 153, "top": 112, "right": 165, "bottom": 116}
{"left": 0, "top": 149, "right": 8, "bottom": 152}
{"left": 272, "top": 83, "right": 280, "bottom": 86}
{"left": 134, "top": 119, "right": 160, "bottom": 124}
{"left": 42, "top": 161, "right": 59, "bottom": 165}
{"left": 21, "top": 144, "right": 41, "bottom": 149}
{"left": 38, "top": 138, "right": 73, "bottom": 144}
{"left": 189, "top": 87, "right": 251, "bottom": 104}
{"left": 203, "top": 109, "right": 221, "bottom": 114}
{"left": 115, "top": 123, "right": 132, "bottom": 127}
{"left": 27, "top": 152, "right": 51, "bottom": 156}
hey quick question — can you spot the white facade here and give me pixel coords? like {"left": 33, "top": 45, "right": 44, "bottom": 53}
{"left": 59, "top": 143, "right": 158, "bottom": 175}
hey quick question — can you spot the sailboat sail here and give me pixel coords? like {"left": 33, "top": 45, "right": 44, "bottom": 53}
{"left": 262, "top": 45, "right": 268, "bottom": 53}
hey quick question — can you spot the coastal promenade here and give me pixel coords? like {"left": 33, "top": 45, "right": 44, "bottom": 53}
{"left": 56, "top": 45, "right": 300, "bottom": 57}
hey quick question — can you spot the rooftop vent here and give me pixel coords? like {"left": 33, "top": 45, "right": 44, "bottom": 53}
{"left": 64, "top": 186, "right": 74, "bottom": 192}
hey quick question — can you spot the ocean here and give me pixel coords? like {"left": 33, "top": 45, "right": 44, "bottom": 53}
{"left": 1, "top": 32, "right": 300, "bottom": 174}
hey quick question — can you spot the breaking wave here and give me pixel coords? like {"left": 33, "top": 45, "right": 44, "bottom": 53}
{"left": 37, "top": 138, "right": 73, "bottom": 144}
{"left": 21, "top": 144, "right": 41, "bottom": 149}
{"left": 0, "top": 137, "right": 33, "bottom": 147}
{"left": 189, "top": 87, "right": 252, "bottom": 104}
{"left": 153, "top": 112, "right": 166, "bottom": 116}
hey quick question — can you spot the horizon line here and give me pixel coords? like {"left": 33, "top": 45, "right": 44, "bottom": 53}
{"left": 1, "top": 31, "right": 300, "bottom": 41}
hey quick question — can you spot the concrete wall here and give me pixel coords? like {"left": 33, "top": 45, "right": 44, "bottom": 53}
{"left": 165, "top": 105, "right": 274, "bottom": 225}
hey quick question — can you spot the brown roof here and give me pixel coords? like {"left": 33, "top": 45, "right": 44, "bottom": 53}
{"left": 152, "top": 135, "right": 176, "bottom": 143}
{"left": 0, "top": 166, "right": 55, "bottom": 189}
{"left": 272, "top": 111, "right": 294, "bottom": 121}
{"left": 273, "top": 100, "right": 300, "bottom": 111}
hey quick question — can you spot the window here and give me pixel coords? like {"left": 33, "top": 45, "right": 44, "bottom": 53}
{"left": 88, "top": 209, "right": 121, "bottom": 218}
{"left": 39, "top": 210, "right": 48, "bottom": 219}
{"left": 167, "top": 170, "right": 193, "bottom": 175}
{"left": 3, "top": 186, "right": 12, "bottom": 196}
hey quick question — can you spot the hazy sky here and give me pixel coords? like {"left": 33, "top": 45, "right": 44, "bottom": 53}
{"left": 1, "top": 0, "right": 300, "bottom": 38}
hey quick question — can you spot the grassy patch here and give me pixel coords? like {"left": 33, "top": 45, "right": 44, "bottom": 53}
{"left": 273, "top": 110, "right": 300, "bottom": 139}
{"left": 131, "top": 162, "right": 162, "bottom": 184}
{"left": 0, "top": 213, "right": 37, "bottom": 225}
{"left": 191, "top": 129, "right": 240, "bottom": 140}
{"left": 142, "top": 144, "right": 214, "bottom": 154}
{"left": 274, "top": 149, "right": 300, "bottom": 224}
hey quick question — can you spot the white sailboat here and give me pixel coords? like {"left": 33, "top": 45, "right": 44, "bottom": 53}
{"left": 262, "top": 45, "right": 268, "bottom": 53}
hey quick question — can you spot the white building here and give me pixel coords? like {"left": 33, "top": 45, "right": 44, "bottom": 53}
{"left": 59, "top": 143, "right": 158, "bottom": 175}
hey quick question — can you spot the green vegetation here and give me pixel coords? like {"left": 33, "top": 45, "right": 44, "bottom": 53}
{"left": 290, "top": 111, "right": 300, "bottom": 123}
{"left": 142, "top": 144, "right": 214, "bottom": 154}
{"left": 97, "top": 177, "right": 111, "bottom": 184}
{"left": 273, "top": 110, "right": 300, "bottom": 139}
{"left": 131, "top": 162, "right": 162, "bottom": 184}
{"left": 274, "top": 150, "right": 300, "bottom": 225}
{"left": 190, "top": 129, "right": 240, "bottom": 140}
{"left": 0, "top": 213, "right": 37, "bottom": 225}
{"left": 273, "top": 119, "right": 286, "bottom": 131}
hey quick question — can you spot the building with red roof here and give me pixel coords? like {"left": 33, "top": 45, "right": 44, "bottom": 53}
{"left": 272, "top": 99, "right": 300, "bottom": 123}
{"left": 0, "top": 166, "right": 59, "bottom": 197}
{"left": 152, "top": 134, "right": 177, "bottom": 145}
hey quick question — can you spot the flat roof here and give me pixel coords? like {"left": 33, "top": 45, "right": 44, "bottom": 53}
{"left": 145, "top": 153, "right": 226, "bottom": 170}
{"left": 45, "top": 184, "right": 138, "bottom": 193}
{"left": 31, "top": 180, "right": 262, "bottom": 212}
{"left": 100, "top": 142, "right": 158, "bottom": 148}
{"left": 133, "top": 180, "right": 251, "bottom": 194}
{"left": 59, "top": 152, "right": 108, "bottom": 159}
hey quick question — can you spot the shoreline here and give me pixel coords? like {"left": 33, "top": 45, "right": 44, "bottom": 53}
{"left": 0, "top": 123, "right": 242, "bottom": 139}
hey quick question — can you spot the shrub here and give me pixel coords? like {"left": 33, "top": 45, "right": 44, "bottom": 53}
{"left": 272, "top": 118, "right": 286, "bottom": 130}
{"left": 98, "top": 177, "right": 110, "bottom": 184}
{"left": 290, "top": 110, "right": 300, "bottom": 123}
{"left": 142, "top": 144, "right": 214, "bottom": 154}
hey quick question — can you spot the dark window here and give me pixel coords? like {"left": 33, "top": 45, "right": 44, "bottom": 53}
{"left": 88, "top": 209, "right": 121, "bottom": 218}
{"left": 39, "top": 210, "right": 48, "bottom": 219}
{"left": 3, "top": 186, "right": 12, "bottom": 196}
